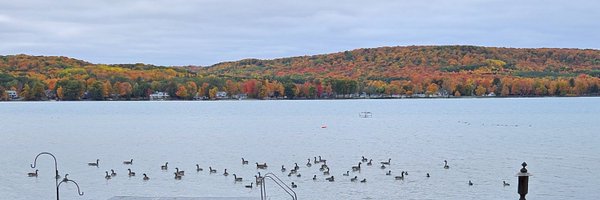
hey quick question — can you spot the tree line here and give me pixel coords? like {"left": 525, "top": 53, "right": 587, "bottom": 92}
{"left": 1, "top": 45, "right": 600, "bottom": 101}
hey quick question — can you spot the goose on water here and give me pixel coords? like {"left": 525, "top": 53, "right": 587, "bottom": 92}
{"left": 318, "top": 156, "right": 326, "bottom": 163}
{"left": 209, "top": 167, "right": 217, "bottom": 173}
{"left": 123, "top": 159, "right": 133, "bottom": 165}
{"left": 233, "top": 174, "right": 243, "bottom": 182}
{"left": 110, "top": 169, "right": 117, "bottom": 177}
{"left": 175, "top": 168, "right": 184, "bottom": 176}
{"left": 245, "top": 182, "right": 253, "bottom": 188}
{"left": 503, "top": 181, "right": 510, "bottom": 186}
{"left": 395, "top": 172, "right": 405, "bottom": 180}
{"left": 161, "top": 162, "right": 168, "bottom": 170}
{"left": 242, "top": 158, "right": 249, "bottom": 165}
{"left": 320, "top": 164, "right": 328, "bottom": 171}
{"left": 254, "top": 175, "right": 263, "bottom": 185}
{"left": 128, "top": 169, "right": 136, "bottom": 176}
{"left": 291, "top": 182, "right": 297, "bottom": 188}
{"left": 380, "top": 158, "right": 391, "bottom": 165}
{"left": 28, "top": 170, "right": 38, "bottom": 177}
{"left": 105, "top": 171, "right": 111, "bottom": 180}
{"left": 256, "top": 162, "right": 268, "bottom": 169}
{"left": 88, "top": 159, "right": 99, "bottom": 167}
{"left": 350, "top": 176, "right": 358, "bottom": 182}
{"left": 352, "top": 162, "right": 361, "bottom": 171}
{"left": 386, "top": 170, "right": 392, "bottom": 176}
{"left": 223, "top": 169, "right": 229, "bottom": 176}
{"left": 196, "top": 164, "right": 203, "bottom": 172}
{"left": 326, "top": 176, "right": 334, "bottom": 182}
{"left": 444, "top": 160, "right": 450, "bottom": 169}
{"left": 143, "top": 173, "right": 149, "bottom": 181}
{"left": 343, "top": 171, "right": 349, "bottom": 176}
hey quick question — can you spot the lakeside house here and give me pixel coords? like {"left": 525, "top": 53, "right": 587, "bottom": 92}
{"left": 193, "top": 94, "right": 207, "bottom": 100}
{"left": 149, "top": 91, "right": 169, "bottom": 101}
{"left": 216, "top": 91, "right": 228, "bottom": 99}
{"left": 232, "top": 93, "right": 247, "bottom": 100}
{"left": 6, "top": 90, "right": 18, "bottom": 99}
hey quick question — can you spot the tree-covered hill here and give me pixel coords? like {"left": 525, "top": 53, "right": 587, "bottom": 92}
{"left": 201, "top": 46, "right": 600, "bottom": 79}
{"left": 1, "top": 46, "right": 599, "bottom": 101}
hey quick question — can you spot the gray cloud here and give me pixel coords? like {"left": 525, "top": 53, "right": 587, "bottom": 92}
{"left": 0, "top": 0, "right": 598, "bottom": 66}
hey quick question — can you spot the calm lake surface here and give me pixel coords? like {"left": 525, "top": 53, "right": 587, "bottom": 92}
{"left": 1, "top": 98, "right": 600, "bottom": 200}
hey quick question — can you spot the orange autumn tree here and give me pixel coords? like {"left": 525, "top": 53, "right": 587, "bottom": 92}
{"left": 176, "top": 85, "right": 189, "bottom": 99}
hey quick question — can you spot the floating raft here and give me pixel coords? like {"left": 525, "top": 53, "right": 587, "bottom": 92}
{"left": 359, "top": 112, "right": 372, "bottom": 118}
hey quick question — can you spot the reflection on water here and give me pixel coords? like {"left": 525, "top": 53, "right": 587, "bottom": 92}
{"left": 1, "top": 98, "right": 600, "bottom": 200}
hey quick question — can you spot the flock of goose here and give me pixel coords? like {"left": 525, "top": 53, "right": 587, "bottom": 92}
{"left": 27, "top": 156, "right": 512, "bottom": 190}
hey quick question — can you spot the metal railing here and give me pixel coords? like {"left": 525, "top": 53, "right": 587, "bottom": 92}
{"left": 260, "top": 173, "right": 297, "bottom": 200}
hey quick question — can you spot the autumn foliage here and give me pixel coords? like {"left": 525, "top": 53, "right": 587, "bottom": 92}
{"left": 1, "top": 46, "right": 599, "bottom": 101}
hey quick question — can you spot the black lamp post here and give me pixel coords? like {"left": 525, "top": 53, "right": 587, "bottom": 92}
{"left": 30, "top": 152, "right": 84, "bottom": 200}
{"left": 516, "top": 162, "right": 532, "bottom": 200}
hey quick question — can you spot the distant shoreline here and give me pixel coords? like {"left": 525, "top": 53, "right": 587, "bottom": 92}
{"left": 3, "top": 95, "right": 599, "bottom": 102}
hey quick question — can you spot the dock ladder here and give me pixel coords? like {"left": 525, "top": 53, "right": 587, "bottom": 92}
{"left": 260, "top": 173, "right": 297, "bottom": 200}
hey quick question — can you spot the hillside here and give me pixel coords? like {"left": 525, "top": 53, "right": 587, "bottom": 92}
{"left": 1, "top": 46, "right": 600, "bottom": 101}
{"left": 201, "top": 45, "right": 600, "bottom": 79}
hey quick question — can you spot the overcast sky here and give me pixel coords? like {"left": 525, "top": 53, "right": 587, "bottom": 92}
{"left": 0, "top": 0, "right": 598, "bottom": 66}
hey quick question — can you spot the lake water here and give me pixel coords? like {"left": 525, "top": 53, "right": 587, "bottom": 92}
{"left": 1, "top": 98, "right": 599, "bottom": 200}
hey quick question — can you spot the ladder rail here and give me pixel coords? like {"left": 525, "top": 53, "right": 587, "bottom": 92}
{"left": 260, "top": 172, "right": 297, "bottom": 200}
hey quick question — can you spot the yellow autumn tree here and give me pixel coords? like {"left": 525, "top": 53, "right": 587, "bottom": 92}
{"left": 186, "top": 81, "right": 197, "bottom": 97}
{"left": 57, "top": 86, "right": 64, "bottom": 100}
{"left": 208, "top": 87, "right": 218, "bottom": 99}
{"left": 102, "top": 81, "right": 112, "bottom": 98}
{"left": 475, "top": 85, "right": 487, "bottom": 96}
{"left": 425, "top": 83, "right": 439, "bottom": 96}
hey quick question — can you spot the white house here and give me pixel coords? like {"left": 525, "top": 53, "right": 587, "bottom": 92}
{"left": 233, "top": 93, "right": 247, "bottom": 100}
{"left": 216, "top": 91, "right": 228, "bottom": 99}
{"left": 6, "top": 90, "right": 18, "bottom": 99}
{"left": 149, "top": 91, "right": 169, "bottom": 101}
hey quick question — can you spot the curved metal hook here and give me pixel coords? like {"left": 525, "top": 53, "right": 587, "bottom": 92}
{"left": 58, "top": 179, "right": 84, "bottom": 196}
{"left": 31, "top": 152, "right": 61, "bottom": 180}
{"left": 30, "top": 152, "right": 57, "bottom": 169}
